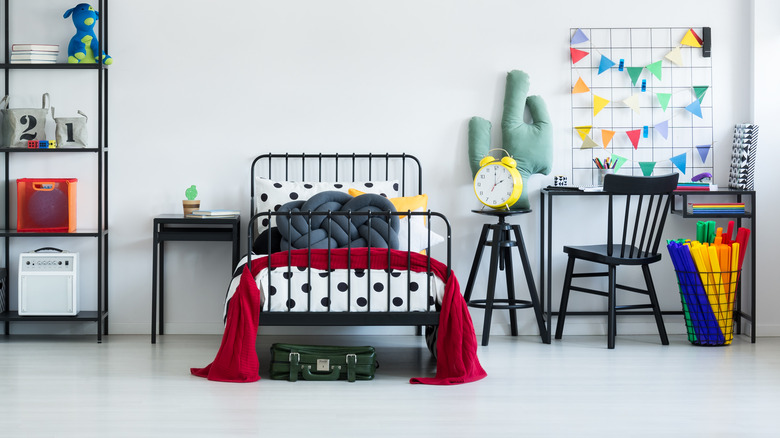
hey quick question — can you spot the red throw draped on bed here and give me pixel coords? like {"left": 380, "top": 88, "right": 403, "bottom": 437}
{"left": 191, "top": 248, "right": 486, "bottom": 385}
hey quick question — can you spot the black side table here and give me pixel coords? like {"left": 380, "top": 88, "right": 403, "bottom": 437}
{"left": 151, "top": 214, "right": 241, "bottom": 343}
{"left": 463, "top": 209, "right": 548, "bottom": 346}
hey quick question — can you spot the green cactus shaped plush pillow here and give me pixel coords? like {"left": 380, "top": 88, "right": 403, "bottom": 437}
{"left": 468, "top": 70, "right": 553, "bottom": 210}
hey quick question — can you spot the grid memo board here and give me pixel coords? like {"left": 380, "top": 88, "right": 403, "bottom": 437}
{"left": 570, "top": 27, "right": 713, "bottom": 186}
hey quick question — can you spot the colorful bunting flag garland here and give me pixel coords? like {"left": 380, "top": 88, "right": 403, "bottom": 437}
{"left": 656, "top": 93, "right": 672, "bottom": 111}
{"left": 593, "top": 95, "right": 610, "bottom": 116}
{"left": 601, "top": 130, "right": 615, "bottom": 148}
{"left": 570, "top": 27, "right": 712, "bottom": 179}
{"left": 570, "top": 47, "right": 589, "bottom": 64}
{"left": 685, "top": 99, "right": 703, "bottom": 118}
{"left": 572, "top": 77, "right": 590, "bottom": 93}
{"left": 571, "top": 28, "right": 589, "bottom": 45}
{"left": 587, "top": 148, "right": 713, "bottom": 177}
{"left": 598, "top": 55, "right": 616, "bottom": 74}
{"left": 681, "top": 28, "right": 702, "bottom": 47}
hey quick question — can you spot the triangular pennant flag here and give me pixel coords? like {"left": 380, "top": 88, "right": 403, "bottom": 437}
{"left": 696, "top": 144, "right": 711, "bottom": 163}
{"left": 610, "top": 154, "right": 628, "bottom": 172}
{"left": 580, "top": 136, "right": 599, "bottom": 150}
{"left": 626, "top": 129, "right": 642, "bottom": 149}
{"left": 570, "top": 47, "right": 589, "bottom": 64}
{"left": 626, "top": 67, "right": 643, "bottom": 86}
{"left": 601, "top": 129, "right": 616, "bottom": 148}
{"left": 638, "top": 161, "right": 657, "bottom": 176}
{"left": 670, "top": 153, "right": 687, "bottom": 173}
{"left": 685, "top": 99, "right": 703, "bottom": 118}
{"left": 691, "top": 29, "right": 703, "bottom": 44}
{"left": 656, "top": 93, "right": 671, "bottom": 111}
{"left": 593, "top": 95, "right": 610, "bottom": 116}
{"left": 572, "top": 77, "right": 590, "bottom": 94}
{"left": 575, "top": 126, "right": 592, "bottom": 140}
{"left": 598, "top": 55, "right": 616, "bottom": 74}
{"left": 681, "top": 29, "right": 702, "bottom": 48}
{"left": 571, "top": 28, "right": 589, "bottom": 45}
{"left": 646, "top": 60, "right": 663, "bottom": 80}
{"left": 693, "top": 86, "right": 709, "bottom": 103}
{"left": 622, "top": 94, "right": 640, "bottom": 114}
{"left": 654, "top": 120, "right": 669, "bottom": 139}
{"left": 665, "top": 46, "right": 684, "bottom": 66}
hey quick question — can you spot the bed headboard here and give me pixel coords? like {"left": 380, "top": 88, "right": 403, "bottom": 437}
{"left": 247, "top": 153, "right": 452, "bottom": 279}
{"left": 251, "top": 153, "right": 424, "bottom": 216}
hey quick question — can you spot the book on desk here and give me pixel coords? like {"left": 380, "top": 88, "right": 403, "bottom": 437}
{"left": 186, "top": 209, "right": 240, "bottom": 217}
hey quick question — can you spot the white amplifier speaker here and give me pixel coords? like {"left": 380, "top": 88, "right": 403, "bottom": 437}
{"left": 18, "top": 248, "right": 78, "bottom": 316}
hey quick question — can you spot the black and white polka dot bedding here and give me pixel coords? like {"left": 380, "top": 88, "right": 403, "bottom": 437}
{"left": 223, "top": 256, "right": 445, "bottom": 317}
{"left": 254, "top": 178, "right": 400, "bottom": 235}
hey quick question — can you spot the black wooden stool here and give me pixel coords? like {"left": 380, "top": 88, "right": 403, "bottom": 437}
{"left": 463, "top": 209, "right": 549, "bottom": 346}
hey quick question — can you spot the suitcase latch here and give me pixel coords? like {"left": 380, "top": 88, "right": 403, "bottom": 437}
{"left": 316, "top": 358, "right": 330, "bottom": 372}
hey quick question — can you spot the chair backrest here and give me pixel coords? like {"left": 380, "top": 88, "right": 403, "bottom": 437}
{"left": 602, "top": 173, "right": 680, "bottom": 259}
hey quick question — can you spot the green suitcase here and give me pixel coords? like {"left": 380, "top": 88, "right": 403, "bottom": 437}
{"left": 269, "top": 343, "right": 378, "bottom": 382}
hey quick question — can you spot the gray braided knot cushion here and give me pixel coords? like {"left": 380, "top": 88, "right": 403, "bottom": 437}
{"left": 276, "top": 191, "right": 400, "bottom": 250}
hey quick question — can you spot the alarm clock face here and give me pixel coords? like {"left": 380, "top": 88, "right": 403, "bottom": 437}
{"left": 474, "top": 163, "right": 517, "bottom": 207}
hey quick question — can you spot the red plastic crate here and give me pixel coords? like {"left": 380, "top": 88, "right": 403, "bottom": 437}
{"left": 17, "top": 178, "right": 77, "bottom": 232}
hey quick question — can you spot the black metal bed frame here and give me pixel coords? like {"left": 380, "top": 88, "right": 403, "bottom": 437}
{"left": 247, "top": 153, "right": 450, "bottom": 328}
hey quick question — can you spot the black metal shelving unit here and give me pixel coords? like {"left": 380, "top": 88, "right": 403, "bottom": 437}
{"left": 0, "top": 0, "right": 109, "bottom": 342}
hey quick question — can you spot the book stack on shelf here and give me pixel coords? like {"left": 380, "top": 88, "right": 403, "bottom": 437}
{"left": 686, "top": 203, "right": 746, "bottom": 215}
{"left": 187, "top": 209, "right": 240, "bottom": 218}
{"left": 728, "top": 123, "right": 757, "bottom": 190}
{"left": 675, "top": 182, "right": 714, "bottom": 191}
{"left": 10, "top": 44, "right": 59, "bottom": 64}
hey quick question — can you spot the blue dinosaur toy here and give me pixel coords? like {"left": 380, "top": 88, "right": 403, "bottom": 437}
{"left": 63, "top": 3, "right": 112, "bottom": 64}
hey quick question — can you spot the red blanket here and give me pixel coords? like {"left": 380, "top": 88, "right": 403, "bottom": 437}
{"left": 191, "top": 248, "right": 486, "bottom": 385}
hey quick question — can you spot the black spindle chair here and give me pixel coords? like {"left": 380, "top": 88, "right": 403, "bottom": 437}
{"left": 554, "top": 173, "right": 679, "bottom": 349}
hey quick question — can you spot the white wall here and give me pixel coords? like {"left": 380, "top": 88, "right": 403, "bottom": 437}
{"left": 752, "top": 0, "right": 780, "bottom": 336}
{"left": 8, "top": 0, "right": 770, "bottom": 337}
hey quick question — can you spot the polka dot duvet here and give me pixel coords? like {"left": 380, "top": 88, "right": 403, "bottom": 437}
{"left": 224, "top": 257, "right": 445, "bottom": 316}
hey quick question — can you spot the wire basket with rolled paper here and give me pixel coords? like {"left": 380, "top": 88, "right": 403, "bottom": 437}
{"left": 667, "top": 221, "right": 750, "bottom": 346}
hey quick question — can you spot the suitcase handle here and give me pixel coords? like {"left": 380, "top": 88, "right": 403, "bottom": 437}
{"left": 301, "top": 366, "right": 341, "bottom": 381}
{"left": 295, "top": 354, "right": 358, "bottom": 382}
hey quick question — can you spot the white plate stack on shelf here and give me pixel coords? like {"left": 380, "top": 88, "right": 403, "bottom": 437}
{"left": 728, "top": 123, "right": 758, "bottom": 190}
{"left": 10, "top": 43, "right": 59, "bottom": 64}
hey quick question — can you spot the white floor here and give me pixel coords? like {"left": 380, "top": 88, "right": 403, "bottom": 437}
{"left": 0, "top": 333, "right": 778, "bottom": 437}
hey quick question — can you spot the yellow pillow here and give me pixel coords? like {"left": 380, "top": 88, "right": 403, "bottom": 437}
{"left": 348, "top": 189, "right": 428, "bottom": 217}
{"left": 349, "top": 189, "right": 443, "bottom": 253}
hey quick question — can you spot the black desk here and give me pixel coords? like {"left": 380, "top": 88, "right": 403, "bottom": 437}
{"left": 539, "top": 188, "right": 756, "bottom": 344}
{"left": 151, "top": 214, "right": 241, "bottom": 343}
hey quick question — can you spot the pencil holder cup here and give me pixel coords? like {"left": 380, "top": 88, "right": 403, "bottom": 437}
{"left": 673, "top": 268, "right": 739, "bottom": 346}
{"left": 597, "top": 168, "right": 613, "bottom": 186}
{"left": 554, "top": 175, "right": 568, "bottom": 187}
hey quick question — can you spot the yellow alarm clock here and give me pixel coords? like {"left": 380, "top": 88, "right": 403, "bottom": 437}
{"left": 473, "top": 148, "right": 523, "bottom": 209}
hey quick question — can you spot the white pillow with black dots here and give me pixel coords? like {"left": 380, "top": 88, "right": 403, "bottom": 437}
{"left": 254, "top": 178, "right": 400, "bottom": 234}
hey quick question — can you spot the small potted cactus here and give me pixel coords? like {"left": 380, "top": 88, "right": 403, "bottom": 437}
{"left": 182, "top": 185, "right": 200, "bottom": 215}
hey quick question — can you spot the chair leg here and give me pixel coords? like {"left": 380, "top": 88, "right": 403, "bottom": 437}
{"left": 607, "top": 265, "right": 616, "bottom": 349}
{"left": 554, "top": 256, "right": 576, "bottom": 339}
{"left": 642, "top": 264, "right": 669, "bottom": 345}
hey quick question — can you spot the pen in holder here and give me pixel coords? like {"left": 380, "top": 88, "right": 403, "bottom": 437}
{"left": 593, "top": 157, "right": 615, "bottom": 186}
{"left": 598, "top": 168, "right": 613, "bottom": 186}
